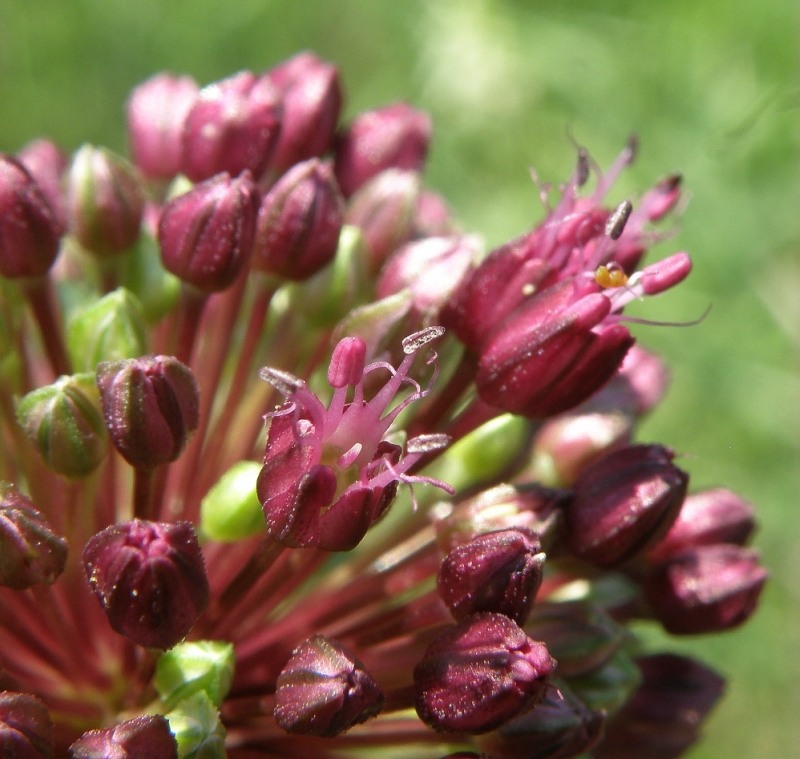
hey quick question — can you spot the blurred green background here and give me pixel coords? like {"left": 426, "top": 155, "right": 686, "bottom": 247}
{"left": 1, "top": 0, "right": 797, "bottom": 755}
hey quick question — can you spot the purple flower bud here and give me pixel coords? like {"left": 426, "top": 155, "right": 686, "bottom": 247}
{"left": 593, "top": 653, "right": 724, "bottom": 759}
{"left": 83, "top": 519, "right": 209, "bottom": 649}
{"left": 647, "top": 488, "right": 756, "bottom": 563}
{"left": 0, "top": 154, "right": 61, "bottom": 278}
{"left": 478, "top": 683, "right": 604, "bottom": 759}
{"left": 126, "top": 73, "right": 199, "bottom": 181}
{"left": 605, "top": 344, "right": 671, "bottom": 416}
{"left": 16, "top": 374, "right": 109, "bottom": 479}
{"left": 476, "top": 280, "right": 635, "bottom": 418}
{"left": 69, "top": 715, "right": 177, "bottom": 759}
{"left": 334, "top": 102, "right": 431, "bottom": 197}
{"left": 437, "top": 528, "right": 545, "bottom": 625}
{"left": 180, "top": 70, "right": 282, "bottom": 182}
{"left": 0, "top": 691, "right": 54, "bottom": 758}
{"left": 435, "top": 483, "right": 568, "bottom": 557}
{"left": 644, "top": 544, "right": 767, "bottom": 635}
{"left": 413, "top": 190, "right": 458, "bottom": 237}
{"left": 17, "top": 139, "right": 68, "bottom": 234}
{"left": 377, "top": 234, "right": 480, "bottom": 317}
{"left": 275, "top": 635, "right": 384, "bottom": 736}
{"left": 96, "top": 355, "right": 199, "bottom": 469}
{"left": 158, "top": 171, "right": 259, "bottom": 292}
{"left": 65, "top": 146, "right": 145, "bottom": 257}
{"left": 0, "top": 484, "right": 67, "bottom": 590}
{"left": 252, "top": 159, "right": 344, "bottom": 280}
{"left": 530, "top": 411, "right": 632, "bottom": 488}
{"left": 565, "top": 444, "right": 688, "bottom": 567}
{"left": 413, "top": 613, "right": 555, "bottom": 734}
{"left": 266, "top": 52, "right": 342, "bottom": 175}
{"left": 344, "top": 169, "right": 420, "bottom": 272}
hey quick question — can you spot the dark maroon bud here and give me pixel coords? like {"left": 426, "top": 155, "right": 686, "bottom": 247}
{"left": 334, "top": 102, "right": 431, "bottom": 197}
{"left": 477, "top": 682, "right": 604, "bottom": 759}
{"left": 644, "top": 544, "right": 767, "bottom": 635}
{"left": 0, "top": 691, "right": 54, "bottom": 758}
{"left": 17, "top": 139, "right": 68, "bottom": 234}
{"left": 593, "top": 653, "right": 724, "bottom": 759}
{"left": 252, "top": 158, "right": 344, "bottom": 280}
{"left": 475, "top": 280, "right": 634, "bottom": 419}
{"left": 66, "top": 145, "right": 145, "bottom": 257}
{"left": 266, "top": 52, "right": 342, "bottom": 174}
{"left": 565, "top": 444, "right": 688, "bottom": 567}
{"left": 413, "top": 613, "right": 555, "bottom": 734}
{"left": 344, "top": 169, "right": 420, "bottom": 272}
{"left": 437, "top": 528, "right": 545, "bottom": 625}
{"left": 527, "top": 601, "right": 625, "bottom": 678}
{"left": 0, "top": 154, "right": 61, "bottom": 279}
{"left": 180, "top": 70, "right": 282, "bottom": 182}
{"left": 158, "top": 171, "right": 259, "bottom": 292}
{"left": 69, "top": 715, "right": 177, "bottom": 758}
{"left": 96, "top": 355, "right": 199, "bottom": 469}
{"left": 83, "top": 519, "right": 209, "bottom": 649}
{"left": 647, "top": 488, "right": 756, "bottom": 564}
{"left": 0, "top": 484, "right": 67, "bottom": 590}
{"left": 126, "top": 73, "right": 199, "bottom": 181}
{"left": 275, "top": 635, "right": 384, "bottom": 737}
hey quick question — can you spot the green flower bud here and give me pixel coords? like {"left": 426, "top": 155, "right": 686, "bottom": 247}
{"left": 199, "top": 461, "right": 263, "bottom": 542}
{"left": 67, "top": 287, "right": 147, "bottom": 372}
{"left": 165, "top": 691, "right": 226, "bottom": 759}
{"left": 155, "top": 641, "right": 235, "bottom": 710}
{"left": 16, "top": 373, "right": 108, "bottom": 478}
{"left": 0, "top": 484, "right": 67, "bottom": 589}
{"left": 429, "top": 414, "right": 530, "bottom": 493}
{"left": 527, "top": 601, "right": 625, "bottom": 678}
{"left": 66, "top": 145, "right": 145, "bottom": 257}
{"left": 567, "top": 647, "right": 641, "bottom": 714}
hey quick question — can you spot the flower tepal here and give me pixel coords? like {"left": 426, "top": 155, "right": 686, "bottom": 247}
{"left": 257, "top": 327, "right": 453, "bottom": 550}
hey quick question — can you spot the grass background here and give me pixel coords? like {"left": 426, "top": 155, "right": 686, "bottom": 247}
{"left": 1, "top": 1, "right": 797, "bottom": 755}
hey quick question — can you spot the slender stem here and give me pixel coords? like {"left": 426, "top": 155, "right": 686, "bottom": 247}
{"left": 176, "top": 274, "right": 252, "bottom": 520}
{"left": 132, "top": 466, "right": 157, "bottom": 521}
{"left": 21, "top": 276, "right": 71, "bottom": 378}
{"left": 198, "top": 275, "right": 279, "bottom": 488}
{"left": 205, "top": 537, "right": 284, "bottom": 628}
{"left": 171, "top": 285, "right": 207, "bottom": 365}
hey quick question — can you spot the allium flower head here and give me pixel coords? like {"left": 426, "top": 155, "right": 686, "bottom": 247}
{"left": 0, "top": 53, "right": 766, "bottom": 759}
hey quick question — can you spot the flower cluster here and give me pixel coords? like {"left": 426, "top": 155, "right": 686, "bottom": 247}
{"left": 0, "top": 52, "right": 766, "bottom": 758}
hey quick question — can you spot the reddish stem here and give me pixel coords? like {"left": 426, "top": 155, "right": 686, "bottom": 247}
{"left": 171, "top": 285, "right": 207, "bottom": 365}
{"left": 132, "top": 466, "right": 157, "bottom": 521}
{"left": 21, "top": 276, "right": 71, "bottom": 378}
